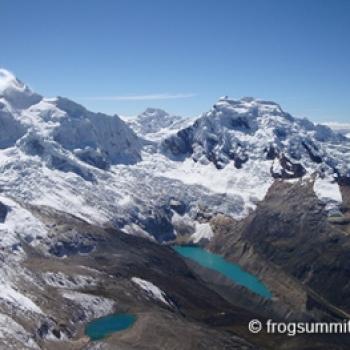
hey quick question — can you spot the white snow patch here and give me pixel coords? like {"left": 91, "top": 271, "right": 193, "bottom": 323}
{"left": 313, "top": 176, "right": 342, "bottom": 210}
{"left": 0, "top": 283, "right": 42, "bottom": 314}
{"left": 131, "top": 277, "right": 172, "bottom": 307}
{"left": 0, "top": 195, "right": 48, "bottom": 248}
{"left": 122, "top": 223, "right": 156, "bottom": 241}
{"left": 62, "top": 291, "right": 115, "bottom": 319}
{"left": 118, "top": 195, "right": 134, "bottom": 207}
{"left": 272, "top": 159, "right": 283, "bottom": 174}
{"left": 43, "top": 272, "right": 97, "bottom": 289}
{"left": 191, "top": 222, "right": 214, "bottom": 243}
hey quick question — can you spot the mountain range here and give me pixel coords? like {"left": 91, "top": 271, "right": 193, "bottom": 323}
{"left": 1, "top": 68, "right": 350, "bottom": 350}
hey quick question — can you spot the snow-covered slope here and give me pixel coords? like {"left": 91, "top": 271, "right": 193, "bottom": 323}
{"left": 1, "top": 70, "right": 349, "bottom": 245}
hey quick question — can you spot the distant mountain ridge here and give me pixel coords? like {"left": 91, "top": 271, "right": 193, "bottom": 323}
{"left": 324, "top": 122, "right": 350, "bottom": 139}
{"left": 124, "top": 107, "right": 192, "bottom": 141}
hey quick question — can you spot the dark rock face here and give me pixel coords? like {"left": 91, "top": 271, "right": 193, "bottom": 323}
{"left": 141, "top": 206, "right": 175, "bottom": 242}
{"left": 0, "top": 201, "right": 8, "bottom": 223}
{"left": 212, "top": 181, "right": 350, "bottom": 314}
{"left": 337, "top": 173, "right": 350, "bottom": 186}
{"left": 265, "top": 145, "right": 277, "bottom": 160}
{"left": 37, "top": 322, "right": 50, "bottom": 338}
{"left": 161, "top": 126, "right": 194, "bottom": 158}
{"left": 49, "top": 240, "right": 95, "bottom": 257}
{"left": 271, "top": 155, "right": 306, "bottom": 179}
{"left": 74, "top": 148, "right": 110, "bottom": 170}
{"left": 169, "top": 199, "right": 187, "bottom": 215}
{"left": 302, "top": 141, "right": 323, "bottom": 163}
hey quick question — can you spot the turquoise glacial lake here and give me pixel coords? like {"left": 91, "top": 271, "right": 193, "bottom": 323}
{"left": 173, "top": 245, "right": 272, "bottom": 299}
{"left": 85, "top": 313, "right": 136, "bottom": 341}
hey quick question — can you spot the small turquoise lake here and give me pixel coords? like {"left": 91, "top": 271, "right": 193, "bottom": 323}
{"left": 173, "top": 245, "right": 272, "bottom": 299}
{"left": 85, "top": 313, "right": 136, "bottom": 341}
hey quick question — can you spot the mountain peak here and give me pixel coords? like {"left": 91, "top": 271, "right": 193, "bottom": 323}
{"left": 0, "top": 68, "right": 41, "bottom": 109}
{"left": 212, "top": 96, "right": 284, "bottom": 119}
{"left": 139, "top": 107, "right": 169, "bottom": 119}
{"left": 0, "top": 69, "right": 142, "bottom": 171}
{"left": 124, "top": 107, "right": 185, "bottom": 139}
{"left": 0, "top": 68, "right": 23, "bottom": 92}
{"left": 215, "top": 96, "right": 280, "bottom": 107}
{"left": 162, "top": 97, "right": 349, "bottom": 178}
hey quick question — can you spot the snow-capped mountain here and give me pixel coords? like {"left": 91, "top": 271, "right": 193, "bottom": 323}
{"left": 0, "top": 69, "right": 143, "bottom": 172}
{"left": 0, "top": 69, "right": 41, "bottom": 110}
{"left": 124, "top": 107, "right": 192, "bottom": 141}
{"left": 162, "top": 96, "right": 349, "bottom": 180}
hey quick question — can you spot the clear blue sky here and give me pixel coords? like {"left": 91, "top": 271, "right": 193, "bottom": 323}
{"left": 1, "top": 0, "right": 349, "bottom": 122}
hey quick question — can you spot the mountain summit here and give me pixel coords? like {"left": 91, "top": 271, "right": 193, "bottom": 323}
{"left": 0, "top": 68, "right": 42, "bottom": 109}
{"left": 124, "top": 107, "right": 190, "bottom": 141}
{"left": 0, "top": 69, "right": 142, "bottom": 173}
{"left": 162, "top": 96, "right": 349, "bottom": 181}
